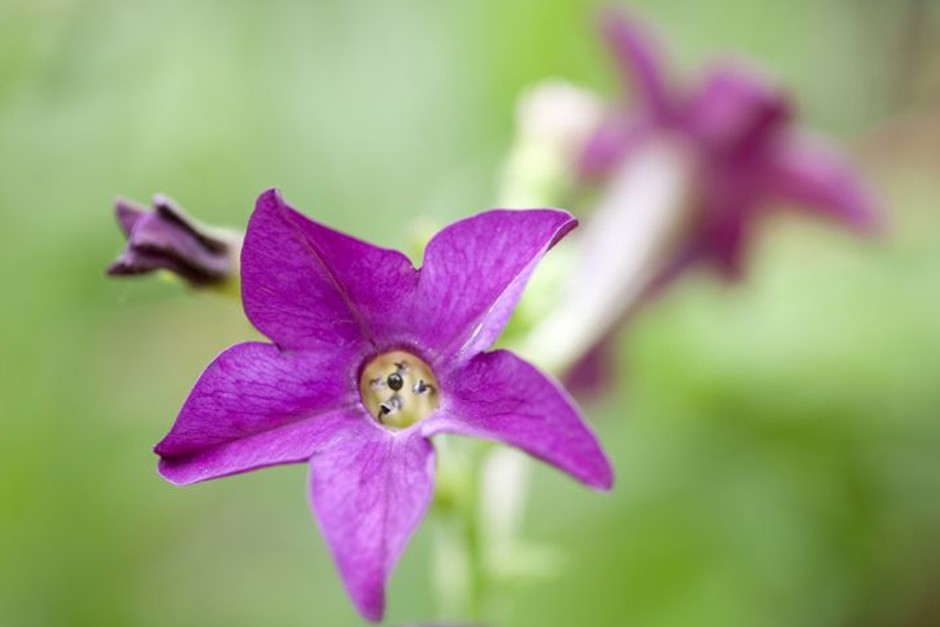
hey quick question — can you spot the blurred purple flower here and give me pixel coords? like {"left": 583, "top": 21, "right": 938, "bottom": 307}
{"left": 155, "top": 189, "right": 612, "bottom": 621}
{"left": 581, "top": 8, "right": 879, "bottom": 280}
{"left": 108, "top": 195, "right": 240, "bottom": 287}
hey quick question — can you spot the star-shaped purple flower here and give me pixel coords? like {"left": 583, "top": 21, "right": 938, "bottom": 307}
{"left": 155, "top": 189, "right": 613, "bottom": 621}
{"left": 580, "top": 8, "right": 879, "bottom": 280}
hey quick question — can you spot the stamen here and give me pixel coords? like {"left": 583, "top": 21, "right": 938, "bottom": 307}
{"left": 379, "top": 396, "right": 402, "bottom": 420}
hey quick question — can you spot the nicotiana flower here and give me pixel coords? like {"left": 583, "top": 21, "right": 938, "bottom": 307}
{"left": 154, "top": 189, "right": 613, "bottom": 621}
{"left": 580, "top": 8, "right": 879, "bottom": 280}
{"left": 521, "top": 8, "right": 880, "bottom": 383}
{"left": 108, "top": 195, "right": 241, "bottom": 288}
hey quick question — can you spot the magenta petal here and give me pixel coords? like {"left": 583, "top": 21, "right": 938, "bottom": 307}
{"left": 115, "top": 199, "right": 146, "bottom": 236}
{"left": 241, "top": 189, "right": 418, "bottom": 352}
{"left": 599, "top": 8, "right": 672, "bottom": 119}
{"left": 764, "top": 134, "right": 880, "bottom": 233}
{"left": 563, "top": 340, "right": 617, "bottom": 400}
{"left": 414, "top": 210, "right": 577, "bottom": 363}
{"left": 707, "top": 211, "right": 749, "bottom": 280}
{"left": 424, "top": 350, "right": 613, "bottom": 490}
{"left": 683, "top": 66, "right": 790, "bottom": 155}
{"left": 309, "top": 423, "right": 434, "bottom": 622}
{"left": 156, "top": 342, "right": 359, "bottom": 484}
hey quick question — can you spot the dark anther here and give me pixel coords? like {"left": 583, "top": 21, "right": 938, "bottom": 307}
{"left": 394, "top": 361, "right": 410, "bottom": 373}
{"left": 380, "top": 396, "right": 402, "bottom": 419}
{"left": 414, "top": 380, "right": 431, "bottom": 395}
{"left": 387, "top": 372, "right": 404, "bottom": 391}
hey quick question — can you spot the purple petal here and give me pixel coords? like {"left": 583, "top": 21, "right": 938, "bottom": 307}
{"left": 241, "top": 189, "right": 418, "bottom": 352}
{"left": 424, "top": 350, "right": 613, "bottom": 490}
{"left": 115, "top": 199, "right": 146, "bottom": 236}
{"left": 763, "top": 133, "right": 880, "bottom": 233}
{"left": 309, "top": 423, "right": 434, "bottom": 622}
{"left": 127, "top": 207, "right": 232, "bottom": 281}
{"left": 563, "top": 340, "right": 617, "bottom": 400}
{"left": 707, "top": 211, "right": 749, "bottom": 280}
{"left": 599, "top": 7, "right": 673, "bottom": 120}
{"left": 107, "top": 247, "right": 195, "bottom": 279}
{"left": 151, "top": 195, "right": 230, "bottom": 254}
{"left": 696, "top": 169, "right": 764, "bottom": 281}
{"left": 156, "top": 342, "right": 359, "bottom": 484}
{"left": 413, "top": 210, "right": 577, "bottom": 364}
{"left": 683, "top": 65, "right": 790, "bottom": 156}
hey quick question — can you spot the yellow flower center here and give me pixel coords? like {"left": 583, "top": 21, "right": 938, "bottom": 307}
{"left": 359, "top": 351, "right": 440, "bottom": 429}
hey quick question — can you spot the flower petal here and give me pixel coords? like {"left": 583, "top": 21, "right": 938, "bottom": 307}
{"left": 309, "top": 423, "right": 434, "bottom": 622}
{"left": 155, "top": 342, "right": 359, "bottom": 485}
{"left": 599, "top": 8, "right": 673, "bottom": 119}
{"left": 683, "top": 65, "right": 790, "bottom": 156}
{"left": 115, "top": 199, "right": 146, "bottom": 236}
{"left": 424, "top": 350, "right": 613, "bottom": 490}
{"left": 563, "top": 339, "right": 617, "bottom": 399}
{"left": 109, "top": 196, "right": 236, "bottom": 285}
{"left": 241, "top": 189, "right": 418, "bottom": 351}
{"left": 763, "top": 133, "right": 880, "bottom": 233}
{"left": 696, "top": 168, "right": 765, "bottom": 281}
{"left": 413, "top": 209, "right": 577, "bottom": 363}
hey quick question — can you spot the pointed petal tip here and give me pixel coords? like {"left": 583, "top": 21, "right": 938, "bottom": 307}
{"left": 849, "top": 206, "right": 884, "bottom": 238}
{"left": 155, "top": 456, "right": 193, "bottom": 486}
{"left": 357, "top": 600, "right": 384, "bottom": 623}
{"left": 105, "top": 261, "right": 126, "bottom": 276}
{"left": 589, "top": 461, "right": 615, "bottom": 492}
{"left": 106, "top": 258, "right": 148, "bottom": 277}
{"left": 596, "top": 4, "right": 640, "bottom": 38}
{"left": 114, "top": 198, "right": 146, "bottom": 236}
{"left": 594, "top": 5, "right": 670, "bottom": 117}
{"left": 255, "top": 187, "right": 284, "bottom": 210}
{"left": 597, "top": 6, "right": 650, "bottom": 64}
{"left": 151, "top": 193, "right": 175, "bottom": 211}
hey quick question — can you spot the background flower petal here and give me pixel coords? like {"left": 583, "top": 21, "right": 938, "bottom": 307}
{"left": 764, "top": 133, "right": 880, "bottom": 233}
{"left": 683, "top": 66, "right": 790, "bottom": 156}
{"left": 424, "top": 349, "right": 613, "bottom": 490}
{"left": 242, "top": 189, "right": 418, "bottom": 351}
{"left": 414, "top": 209, "right": 576, "bottom": 364}
{"left": 309, "top": 423, "right": 434, "bottom": 622}
{"left": 114, "top": 199, "right": 146, "bottom": 237}
{"left": 156, "top": 341, "right": 359, "bottom": 484}
{"left": 599, "top": 8, "right": 673, "bottom": 120}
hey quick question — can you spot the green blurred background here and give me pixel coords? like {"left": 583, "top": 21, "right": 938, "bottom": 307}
{"left": 2, "top": 0, "right": 939, "bottom": 625}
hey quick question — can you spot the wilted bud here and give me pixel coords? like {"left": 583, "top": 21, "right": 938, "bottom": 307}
{"left": 107, "top": 195, "right": 242, "bottom": 290}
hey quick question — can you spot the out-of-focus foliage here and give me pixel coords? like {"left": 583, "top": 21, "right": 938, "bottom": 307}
{"left": 1, "top": 0, "right": 938, "bottom": 626}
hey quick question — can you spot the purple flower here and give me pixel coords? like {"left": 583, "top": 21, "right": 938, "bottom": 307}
{"left": 154, "top": 189, "right": 612, "bottom": 621}
{"left": 108, "top": 195, "right": 241, "bottom": 287}
{"left": 580, "top": 8, "right": 879, "bottom": 279}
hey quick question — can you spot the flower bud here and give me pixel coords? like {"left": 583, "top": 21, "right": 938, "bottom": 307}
{"left": 107, "top": 195, "right": 242, "bottom": 291}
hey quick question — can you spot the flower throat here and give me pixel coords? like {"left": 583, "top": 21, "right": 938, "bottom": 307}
{"left": 359, "top": 351, "right": 440, "bottom": 429}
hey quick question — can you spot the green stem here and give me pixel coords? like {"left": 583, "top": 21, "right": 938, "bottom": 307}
{"left": 431, "top": 438, "right": 490, "bottom": 622}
